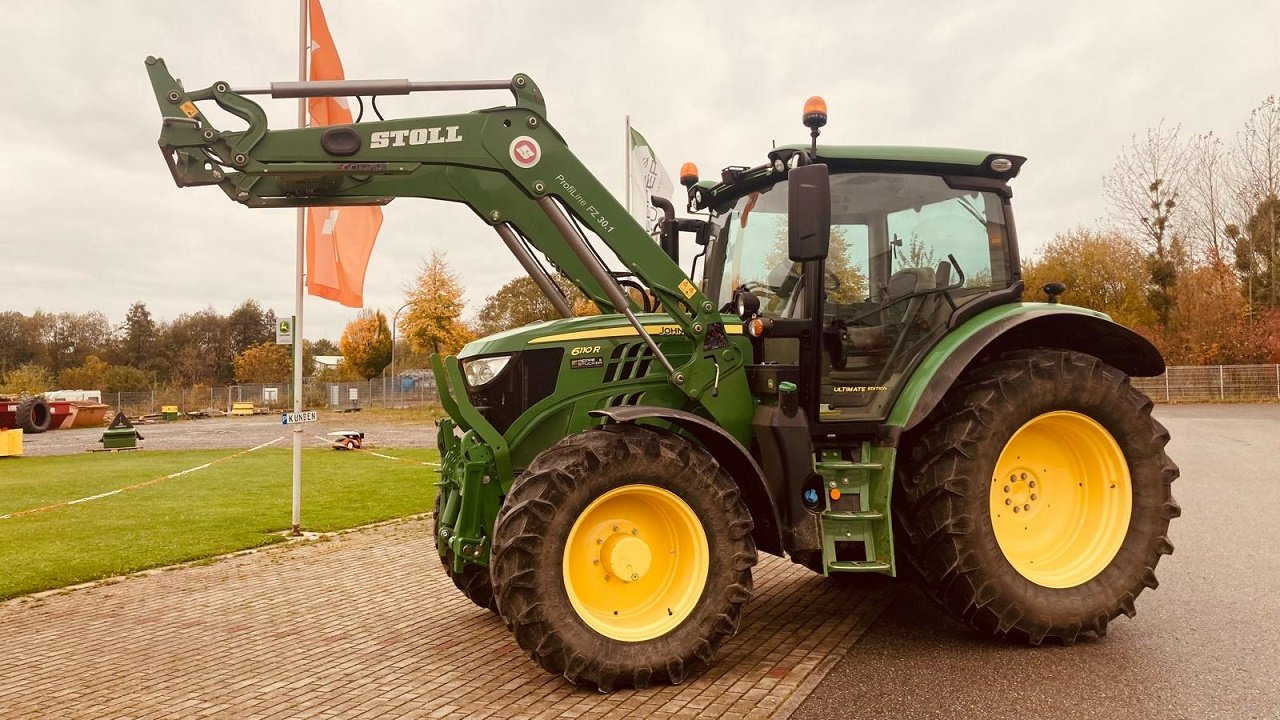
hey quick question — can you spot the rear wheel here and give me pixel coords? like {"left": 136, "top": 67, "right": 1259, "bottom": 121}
{"left": 895, "top": 350, "right": 1179, "bottom": 643}
{"left": 490, "top": 424, "right": 756, "bottom": 690}
{"left": 431, "top": 492, "right": 497, "bottom": 613}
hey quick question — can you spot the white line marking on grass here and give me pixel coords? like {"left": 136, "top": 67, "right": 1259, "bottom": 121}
{"left": 0, "top": 436, "right": 287, "bottom": 520}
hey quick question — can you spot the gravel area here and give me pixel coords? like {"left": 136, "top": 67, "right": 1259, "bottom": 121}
{"left": 13, "top": 413, "right": 438, "bottom": 457}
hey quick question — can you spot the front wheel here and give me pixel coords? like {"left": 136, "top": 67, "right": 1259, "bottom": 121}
{"left": 490, "top": 424, "right": 756, "bottom": 690}
{"left": 895, "top": 350, "right": 1180, "bottom": 643}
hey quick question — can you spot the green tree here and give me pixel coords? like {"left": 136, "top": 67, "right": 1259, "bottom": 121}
{"left": 401, "top": 251, "right": 474, "bottom": 355}
{"left": 1231, "top": 95, "right": 1280, "bottom": 317}
{"left": 233, "top": 342, "right": 292, "bottom": 383}
{"left": 0, "top": 311, "right": 40, "bottom": 374}
{"left": 158, "top": 308, "right": 231, "bottom": 386}
{"left": 340, "top": 309, "right": 392, "bottom": 380}
{"left": 57, "top": 355, "right": 110, "bottom": 390}
{"left": 764, "top": 221, "right": 867, "bottom": 304}
{"left": 1021, "top": 229, "right": 1157, "bottom": 330}
{"left": 104, "top": 365, "right": 152, "bottom": 393}
{"left": 1235, "top": 195, "right": 1280, "bottom": 311}
{"left": 227, "top": 300, "right": 276, "bottom": 356}
{"left": 117, "top": 301, "right": 158, "bottom": 370}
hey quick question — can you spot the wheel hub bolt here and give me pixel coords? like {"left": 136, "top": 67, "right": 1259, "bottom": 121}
{"left": 1023, "top": 504, "right": 1031, "bottom": 511}
{"left": 1030, "top": 494, "right": 1037, "bottom": 501}
{"left": 1005, "top": 498, "right": 1012, "bottom": 505}
{"left": 1013, "top": 506, "right": 1020, "bottom": 513}
{"left": 1004, "top": 486, "right": 1011, "bottom": 493}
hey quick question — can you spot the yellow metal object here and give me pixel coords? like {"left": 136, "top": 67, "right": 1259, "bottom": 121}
{"left": 531, "top": 324, "right": 742, "bottom": 344}
{"left": 230, "top": 402, "right": 255, "bottom": 416}
{"left": 0, "top": 428, "right": 22, "bottom": 457}
{"left": 563, "top": 484, "right": 709, "bottom": 642}
{"left": 990, "top": 411, "right": 1132, "bottom": 588}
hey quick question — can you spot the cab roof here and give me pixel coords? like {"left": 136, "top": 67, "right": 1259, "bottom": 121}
{"left": 693, "top": 144, "right": 1026, "bottom": 212}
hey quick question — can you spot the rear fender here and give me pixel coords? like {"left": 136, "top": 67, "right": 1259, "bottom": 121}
{"left": 891, "top": 305, "right": 1165, "bottom": 432}
{"left": 589, "top": 406, "right": 784, "bottom": 555}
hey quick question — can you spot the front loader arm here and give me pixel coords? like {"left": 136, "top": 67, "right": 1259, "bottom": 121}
{"left": 145, "top": 56, "right": 751, "bottom": 430}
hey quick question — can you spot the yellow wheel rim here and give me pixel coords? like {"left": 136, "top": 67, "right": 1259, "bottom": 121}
{"left": 990, "top": 411, "right": 1132, "bottom": 588}
{"left": 562, "top": 484, "right": 709, "bottom": 642}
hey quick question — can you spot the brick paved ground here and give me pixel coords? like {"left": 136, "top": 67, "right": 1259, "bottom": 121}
{"left": 0, "top": 518, "right": 893, "bottom": 719}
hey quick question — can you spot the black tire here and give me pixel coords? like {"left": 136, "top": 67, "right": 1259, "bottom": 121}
{"left": 431, "top": 492, "right": 498, "bottom": 613}
{"left": 895, "top": 350, "right": 1179, "bottom": 644}
{"left": 16, "top": 396, "right": 52, "bottom": 434}
{"left": 490, "top": 424, "right": 756, "bottom": 691}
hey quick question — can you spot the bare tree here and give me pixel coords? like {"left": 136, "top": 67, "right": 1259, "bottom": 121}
{"left": 1103, "top": 121, "right": 1191, "bottom": 325}
{"left": 1183, "top": 131, "right": 1237, "bottom": 268}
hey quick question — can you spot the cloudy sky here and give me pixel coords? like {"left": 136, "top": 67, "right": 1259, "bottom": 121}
{"left": 2, "top": 1, "right": 1275, "bottom": 340}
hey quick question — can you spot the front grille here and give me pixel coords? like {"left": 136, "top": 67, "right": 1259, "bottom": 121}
{"left": 464, "top": 348, "right": 563, "bottom": 434}
{"left": 602, "top": 343, "right": 655, "bottom": 383}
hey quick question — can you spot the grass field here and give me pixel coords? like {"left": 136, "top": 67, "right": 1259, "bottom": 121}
{"left": 0, "top": 446, "right": 439, "bottom": 600}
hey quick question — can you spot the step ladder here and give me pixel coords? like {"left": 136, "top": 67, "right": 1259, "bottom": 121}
{"left": 816, "top": 444, "right": 896, "bottom": 575}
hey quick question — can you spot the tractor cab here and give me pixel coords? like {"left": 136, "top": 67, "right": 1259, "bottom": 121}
{"left": 694, "top": 140, "right": 1026, "bottom": 428}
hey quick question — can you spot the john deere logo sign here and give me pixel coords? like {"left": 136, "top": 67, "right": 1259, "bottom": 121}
{"left": 276, "top": 318, "right": 294, "bottom": 345}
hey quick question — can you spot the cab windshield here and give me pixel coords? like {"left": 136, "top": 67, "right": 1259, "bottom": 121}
{"left": 712, "top": 172, "right": 1013, "bottom": 314}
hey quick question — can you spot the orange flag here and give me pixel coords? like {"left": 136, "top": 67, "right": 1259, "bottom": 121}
{"left": 305, "top": 0, "right": 383, "bottom": 308}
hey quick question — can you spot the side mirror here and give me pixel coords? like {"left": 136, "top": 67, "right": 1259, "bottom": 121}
{"left": 787, "top": 163, "right": 831, "bottom": 262}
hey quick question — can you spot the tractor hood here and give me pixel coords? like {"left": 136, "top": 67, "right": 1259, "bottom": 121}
{"left": 458, "top": 313, "right": 717, "bottom": 359}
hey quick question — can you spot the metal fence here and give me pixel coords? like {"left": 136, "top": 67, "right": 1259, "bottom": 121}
{"left": 97, "top": 363, "right": 1280, "bottom": 416}
{"left": 106, "top": 376, "right": 440, "bottom": 417}
{"left": 1131, "top": 364, "right": 1280, "bottom": 403}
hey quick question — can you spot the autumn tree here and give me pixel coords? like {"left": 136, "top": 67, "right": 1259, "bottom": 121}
{"left": 1104, "top": 122, "right": 1190, "bottom": 325}
{"left": 0, "top": 364, "right": 52, "bottom": 395}
{"left": 472, "top": 274, "right": 590, "bottom": 336}
{"left": 57, "top": 355, "right": 110, "bottom": 390}
{"left": 1021, "top": 229, "right": 1156, "bottom": 330}
{"left": 233, "top": 342, "right": 292, "bottom": 383}
{"left": 340, "top": 309, "right": 392, "bottom": 380}
{"left": 400, "top": 251, "right": 474, "bottom": 355}
{"left": 1158, "top": 264, "right": 1263, "bottom": 365}
{"left": 42, "top": 311, "right": 112, "bottom": 373}
{"left": 158, "top": 308, "right": 231, "bottom": 386}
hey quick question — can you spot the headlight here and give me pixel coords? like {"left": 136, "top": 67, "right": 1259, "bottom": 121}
{"left": 463, "top": 355, "right": 512, "bottom": 387}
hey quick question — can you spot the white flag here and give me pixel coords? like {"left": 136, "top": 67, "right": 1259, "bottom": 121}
{"left": 629, "top": 127, "right": 675, "bottom": 234}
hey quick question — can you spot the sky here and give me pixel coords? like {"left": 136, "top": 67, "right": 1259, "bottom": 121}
{"left": 1, "top": 1, "right": 1276, "bottom": 341}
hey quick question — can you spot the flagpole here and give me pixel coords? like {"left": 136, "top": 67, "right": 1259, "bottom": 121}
{"left": 290, "top": 0, "right": 307, "bottom": 537}
{"left": 624, "top": 114, "right": 631, "bottom": 215}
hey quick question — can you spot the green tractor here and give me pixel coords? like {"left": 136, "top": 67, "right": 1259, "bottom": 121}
{"left": 145, "top": 59, "right": 1179, "bottom": 690}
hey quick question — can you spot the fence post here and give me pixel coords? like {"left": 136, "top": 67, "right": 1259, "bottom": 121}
{"left": 1275, "top": 364, "right": 1279, "bottom": 399}
{"left": 1164, "top": 371, "right": 1170, "bottom": 402}
{"left": 1219, "top": 366, "right": 1225, "bottom": 400}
